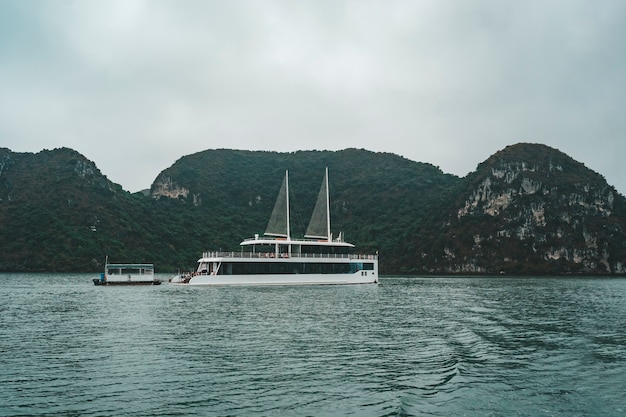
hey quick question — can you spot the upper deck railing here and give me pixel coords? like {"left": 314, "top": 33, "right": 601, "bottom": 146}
{"left": 201, "top": 251, "right": 378, "bottom": 260}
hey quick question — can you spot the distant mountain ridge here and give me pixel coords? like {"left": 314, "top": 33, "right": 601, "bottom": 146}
{"left": 1, "top": 144, "right": 625, "bottom": 274}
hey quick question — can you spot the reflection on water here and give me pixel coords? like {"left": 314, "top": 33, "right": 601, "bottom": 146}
{"left": 0, "top": 274, "right": 625, "bottom": 416}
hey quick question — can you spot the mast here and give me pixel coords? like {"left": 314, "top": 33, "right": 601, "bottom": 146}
{"left": 325, "top": 167, "right": 331, "bottom": 241}
{"left": 285, "top": 170, "right": 291, "bottom": 241}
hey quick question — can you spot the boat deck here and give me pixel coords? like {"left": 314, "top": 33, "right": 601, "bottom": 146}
{"left": 199, "top": 251, "right": 378, "bottom": 260}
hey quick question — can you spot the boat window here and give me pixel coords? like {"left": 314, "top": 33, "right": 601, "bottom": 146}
{"left": 300, "top": 245, "right": 350, "bottom": 255}
{"left": 219, "top": 262, "right": 352, "bottom": 275}
{"left": 107, "top": 267, "right": 152, "bottom": 275}
{"left": 349, "top": 262, "right": 374, "bottom": 272}
{"left": 197, "top": 262, "right": 209, "bottom": 274}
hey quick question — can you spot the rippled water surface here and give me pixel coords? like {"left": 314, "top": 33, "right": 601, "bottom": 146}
{"left": 1, "top": 274, "right": 625, "bottom": 416}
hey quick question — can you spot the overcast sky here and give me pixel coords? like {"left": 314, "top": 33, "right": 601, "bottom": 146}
{"left": 1, "top": 0, "right": 625, "bottom": 194}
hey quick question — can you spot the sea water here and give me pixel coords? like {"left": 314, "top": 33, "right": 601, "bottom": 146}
{"left": 0, "top": 274, "right": 624, "bottom": 416}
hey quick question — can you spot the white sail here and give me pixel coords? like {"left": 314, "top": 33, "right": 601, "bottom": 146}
{"left": 305, "top": 167, "right": 331, "bottom": 240}
{"left": 265, "top": 171, "right": 290, "bottom": 238}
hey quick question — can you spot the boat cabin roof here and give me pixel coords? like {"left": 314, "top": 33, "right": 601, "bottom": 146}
{"left": 240, "top": 236, "right": 354, "bottom": 248}
{"left": 106, "top": 263, "right": 154, "bottom": 269}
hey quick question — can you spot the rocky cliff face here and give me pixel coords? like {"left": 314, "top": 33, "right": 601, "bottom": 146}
{"left": 151, "top": 176, "right": 189, "bottom": 199}
{"left": 151, "top": 175, "right": 205, "bottom": 206}
{"left": 422, "top": 143, "right": 626, "bottom": 274}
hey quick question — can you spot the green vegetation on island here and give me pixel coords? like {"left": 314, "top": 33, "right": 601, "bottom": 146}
{"left": 1, "top": 144, "right": 624, "bottom": 274}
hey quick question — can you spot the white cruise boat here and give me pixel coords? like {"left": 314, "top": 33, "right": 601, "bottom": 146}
{"left": 170, "top": 168, "right": 378, "bottom": 286}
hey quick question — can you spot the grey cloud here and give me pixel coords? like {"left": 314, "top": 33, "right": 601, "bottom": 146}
{"left": 1, "top": 0, "right": 625, "bottom": 193}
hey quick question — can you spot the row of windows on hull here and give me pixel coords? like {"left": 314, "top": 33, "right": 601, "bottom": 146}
{"left": 201, "top": 262, "right": 375, "bottom": 275}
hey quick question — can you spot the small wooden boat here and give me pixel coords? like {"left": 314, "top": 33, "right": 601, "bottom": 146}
{"left": 93, "top": 260, "right": 161, "bottom": 286}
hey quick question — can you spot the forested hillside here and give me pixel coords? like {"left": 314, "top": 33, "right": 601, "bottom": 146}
{"left": 1, "top": 144, "right": 625, "bottom": 274}
{"left": 0, "top": 148, "right": 185, "bottom": 271}
{"left": 150, "top": 148, "right": 461, "bottom": 272}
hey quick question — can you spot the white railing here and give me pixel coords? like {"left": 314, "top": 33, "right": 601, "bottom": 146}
{"left": 201, "top": 251, "right": 378, "bottom": 260}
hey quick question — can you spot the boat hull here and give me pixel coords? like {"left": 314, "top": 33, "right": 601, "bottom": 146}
{"left": 169, "top": 271, "right": 377, "bottom": 286}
